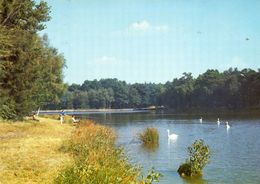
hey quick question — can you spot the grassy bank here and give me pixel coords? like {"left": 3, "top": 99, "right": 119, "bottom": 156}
{"left": 55, "top": 121, "right": 161, "bottom": 184}
{"left": 0, "top": 117, "right": 73, "bottom": 183}
{"left": 0, "top": 117, "right": 161, "bottom": 184}
{"left": 55, "top": 121, "right": 142, "bottom": 183}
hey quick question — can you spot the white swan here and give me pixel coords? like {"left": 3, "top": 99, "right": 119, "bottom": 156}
{"left": 217, "top": 118, "right": 220, "bottom": 126}
{"left": 167, "top": 129, "right": 178, "bottom": 141}
{"left": 199, "top": 117, "right": 203, "bottom": 123}
{"left": 226, "top": 121, "right": 230, "bottom": 130}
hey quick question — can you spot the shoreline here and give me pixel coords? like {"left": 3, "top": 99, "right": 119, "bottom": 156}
{"left": 0, "top": 117, "right": 156, "bottom": 183}
{"left": 34, "top": 108, "right": 150, "bottom": 115}
{"left": 35, "top": 108, "right": 260, "bottom": 118}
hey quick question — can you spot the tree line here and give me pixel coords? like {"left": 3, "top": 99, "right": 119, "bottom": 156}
{"left": 0, "top": 0, "right": 65, "bottom": 119}
{"left": 47, "top": 68, "right": 260, "bottom": 112}
{"left": 55, "top": 79, "right": 164, "bottom": 109}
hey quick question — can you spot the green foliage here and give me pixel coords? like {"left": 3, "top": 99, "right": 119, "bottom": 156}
{"left": 0, "top": 1, "right": 65, "bottom": 119}
{"left": 0, "top": 26, "right": 14, "bottom": 58}
{"left": 139, "top": 128, "right": 159, "bottom": 147}
{"left": 129, "top": 87, "right": 141, "bottom": 107}
{"left": 0, "top": 104, "right": 17, "bottom": 120}
{"left": 55, "top": 68, "right": 260, "bottom": 112}
{"left": 177, "top": 163, "right": 192, "bottom": 177}
{"left": 55, "top": 122, "right": 161, "bottom": 184}
{"left": 56, "top": 79, "right": 165, "bottom": 109}
{"left": 162, "top": 68, "right": 260, "bottom": 112}
{"left": 178, "top": 139, "right": 211, "bottom": 177}
{"left": 141, "top": 168, "right": 163, "bottom": 184}
{"left": 163, "top": 72, "right": 195, "bottom": 110}
{"left": 0, "top": 30, "right": 65, "bottom": 118}
{"left": 0, "top": 0, "right": 50, "bottom": 32}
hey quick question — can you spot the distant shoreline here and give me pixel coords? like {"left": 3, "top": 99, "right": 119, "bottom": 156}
{"left": 34, "top": 108, "right": 150, "bottom": 115}
{"left": 34, "top": 108, "right": 260, "bottom": 117}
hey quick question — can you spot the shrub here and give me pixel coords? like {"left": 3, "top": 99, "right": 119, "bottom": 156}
{"left": 177, "top": 163, "right": 191, "bottom": 177}
{"left": 138, "top": 128, "right": 159, "bottom": 146}
{"left": 141, "top": 168, "right": 163, "bottom": 184}
{"left": 178, "top": 139, "right": 210, "bottom": 177}
{"left": 55, "top": 121, "right": 162, "bottom": 184}
{"left": 0, "top": 104, "right": 18, "bottom": 120}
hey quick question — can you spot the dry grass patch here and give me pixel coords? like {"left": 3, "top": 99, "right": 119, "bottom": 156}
{"left": 39, "top": 114, "right": 73, "bottom": 124}
{"left": 0, "top": 117, "right": 74, "bottom": 184}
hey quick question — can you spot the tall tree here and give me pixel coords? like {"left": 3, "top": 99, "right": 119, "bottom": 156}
{"left": 0, "top": 0, "right": 65, "bottom": 119}
{"left": 0, "top": 0, "right": 50, "bottom": 32}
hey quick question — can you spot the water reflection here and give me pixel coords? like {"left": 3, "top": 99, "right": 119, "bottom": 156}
{"left": 182, "top": 176, "right": 208, "bottom": 184}
{"left": 142, "top": 143, "right": 159, "bottom": 152}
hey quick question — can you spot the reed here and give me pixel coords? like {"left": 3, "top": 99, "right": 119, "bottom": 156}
{"left": 138, "top": 127, "right": 159, "bottom": 146}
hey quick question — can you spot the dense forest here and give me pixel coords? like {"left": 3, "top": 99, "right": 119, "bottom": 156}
{"left": 46, "top": 68, "right": 260, "bottom": 112}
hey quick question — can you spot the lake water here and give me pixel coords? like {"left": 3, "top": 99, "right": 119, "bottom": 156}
{"left": 79, "top": 112, "right": 260, "bottom": 184}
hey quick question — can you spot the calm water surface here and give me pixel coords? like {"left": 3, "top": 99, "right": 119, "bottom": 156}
{"left": 79, "top": 112, "right": 260, "bottom": 184}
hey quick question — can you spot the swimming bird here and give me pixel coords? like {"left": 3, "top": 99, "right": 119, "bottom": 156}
{"left": 217, "top": 118, "right": 220, "bottom": 126}
{"left": 167, "top": 129, "right": 178, "bottom": 141}
{"left": 226, "top": 121, "right": 230, "bottom": 130}
{"left": 199, "top": 117, "right": 203, "bottom": 123}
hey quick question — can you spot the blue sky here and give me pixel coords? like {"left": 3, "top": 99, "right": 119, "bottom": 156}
{"left": 41, "top": 0, "right": 260, "bottom": 84}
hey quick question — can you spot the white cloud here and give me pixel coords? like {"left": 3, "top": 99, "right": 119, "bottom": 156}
{"left": 127, "top": 20, "right": 169, "bottom": 33}
{"left": 94, "top": 56, "right": 117, "bottom": 65}
{"left": 130, "top": 20, "right": 151, "bottom": 31}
